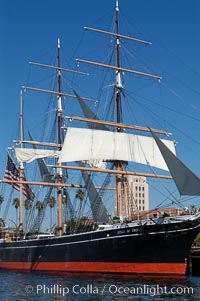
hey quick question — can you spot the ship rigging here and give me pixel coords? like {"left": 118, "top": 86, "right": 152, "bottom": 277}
{"left": 0, "top": 0, "right": 200, "bottom": 275}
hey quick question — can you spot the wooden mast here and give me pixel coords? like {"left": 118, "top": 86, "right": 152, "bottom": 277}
{"left": 114, "top": 0, "right": 124, "bottom": 220}
{"left": 76, "top": 1, "right": 161, "bottom": 220}
{"left": 56, "top": 38, "right": 63, "bottom": 237}
{"left": 19, "top": 90, "right": 24, "bottom": 231}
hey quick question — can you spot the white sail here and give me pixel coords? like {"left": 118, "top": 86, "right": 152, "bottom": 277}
{"left": 59, "top": 127, "right": 176, "bottom": 171}
{"left": 153, "top": 133, "right": 200, "bottom": 196}
{"left": 15, "top": 148, "right": 60, "bottom": 163}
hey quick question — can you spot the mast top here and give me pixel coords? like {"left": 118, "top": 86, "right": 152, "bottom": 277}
{"left": 116, "top": 0, "right": 119, "bottom": 12}
{"left": 58, "top": 38, "right": 61, "bottom": 49}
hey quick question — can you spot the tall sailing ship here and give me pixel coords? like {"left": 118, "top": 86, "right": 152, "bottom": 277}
{"left": 0, "top": 0, "right": 200, "bottom": 275}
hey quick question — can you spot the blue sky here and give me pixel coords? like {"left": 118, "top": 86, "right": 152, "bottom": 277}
{"left": 1, "top": 0, "right": 200, "bottom": 219}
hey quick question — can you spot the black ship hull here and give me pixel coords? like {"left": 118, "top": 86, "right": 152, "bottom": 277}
{"left": 0, "top": 217, "right": 200, "bottom": 275}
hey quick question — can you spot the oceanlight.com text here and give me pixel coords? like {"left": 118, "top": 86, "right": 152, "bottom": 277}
{"left": 25, "top": 283, "right": 195, "bottom": 297}
{"left": 107, "top": 284, "right": 194, "bottom": 296}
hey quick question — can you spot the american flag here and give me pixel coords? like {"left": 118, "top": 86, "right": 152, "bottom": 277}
{"left": 4, "top": 155, "right": 35, "bottom": 200}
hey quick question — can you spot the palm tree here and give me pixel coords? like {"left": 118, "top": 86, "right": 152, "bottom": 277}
{"left": 35, "top": 200, "right": 43, "bottom": 214}
{"left": 24, "top": 199, "right": 32, "bottom": 231}
{"left": 75, "top": 189, "right": 85, "bottom": 219}
{"left": 47, "top": 196, "right": 56, "bottom": 232}
{"left": 189, "top": 204, "right": 197, "bottom": 215}
{"left": 12, "top": 197, "right": 20, "bottom": 226}
{"left": 0, "top": 195, "right": 4, "bottom": 212}
{"left": 24, "top": 199, "right": 32, "bottom": 211}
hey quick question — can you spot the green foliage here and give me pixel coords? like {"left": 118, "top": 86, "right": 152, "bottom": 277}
{"left": 24, "top": 199, "right": 32, "bottom": 210}
{"left": 36, "top": 201, "right": 43, "bottom": 213}
{"left": 47, "top": 196, "right": 56, "bottom": 208}
{"left": 194, "top": 232, "right": 200, "bottom": 246}
{"left": 75, "top": 189, "right": 85, "bottom": 202}
{"left": 12, "top": 198, "right": 20, "bottom": 209}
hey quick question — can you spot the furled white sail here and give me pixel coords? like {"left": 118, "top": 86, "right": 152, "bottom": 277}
{"left": 153, "top": 133, "right": 200, "bottom": 196}
{"left": 83, "top": 160, "right": 107, "bottom": 169}
{"left": 15, "top": 148, "right": 60, "bottom": 163}
{"left": 59, "top": 127, "right": 176, "bottom": 171}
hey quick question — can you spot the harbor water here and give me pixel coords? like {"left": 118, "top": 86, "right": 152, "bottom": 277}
{"left": 0, "top": 270, "right": 200, "bottom": 300}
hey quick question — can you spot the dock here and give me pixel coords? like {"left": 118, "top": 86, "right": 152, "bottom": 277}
{"left": 189, "top": 247, "right": 200, "bottom": 276}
